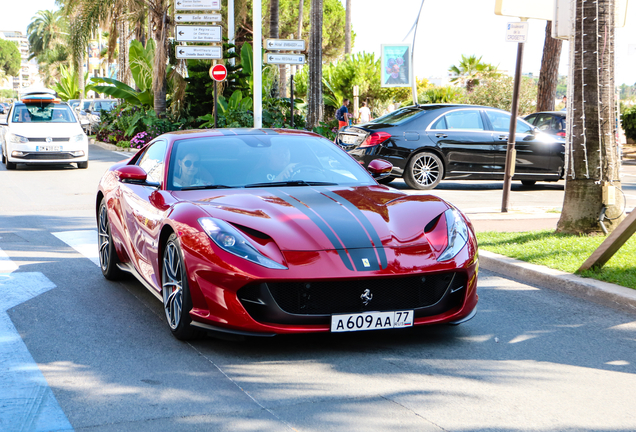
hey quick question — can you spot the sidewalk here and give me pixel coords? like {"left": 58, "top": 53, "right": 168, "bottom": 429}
{"left": 468, "top": 207, "right": 636, "bottom": 313}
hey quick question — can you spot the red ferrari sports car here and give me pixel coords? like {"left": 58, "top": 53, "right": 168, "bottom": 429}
{"left": 96, "top": 129, "right": 478, "bottom": 340}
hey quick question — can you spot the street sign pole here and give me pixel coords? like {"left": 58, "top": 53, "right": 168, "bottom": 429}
{"left": 502, "top": 20, "right": 527, "bottom": 213}
{"left": 214, "top": 80, "right": 218, "bottom": 128}
{"left": 290, "top": 74, "right": 294, "bottom": 128}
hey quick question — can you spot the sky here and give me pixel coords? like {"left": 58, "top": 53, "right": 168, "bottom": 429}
{"left": 2, "top": 0, "right": 635, "bottom": 85}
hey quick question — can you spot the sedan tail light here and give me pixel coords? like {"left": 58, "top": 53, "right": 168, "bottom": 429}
{"left": 360, "top": 131, "right": 391, "bottom": 148}
{"left": 556, "top": 131, "right": 566, "bottom": 137}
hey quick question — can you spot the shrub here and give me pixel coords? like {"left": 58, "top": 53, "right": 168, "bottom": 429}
{"left": 621, "top": 106, "right": 636, "bottom": 141}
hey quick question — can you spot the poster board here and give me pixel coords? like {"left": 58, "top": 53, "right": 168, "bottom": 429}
{"left": 380, "top": 44, "right": 412, "bottom": 88}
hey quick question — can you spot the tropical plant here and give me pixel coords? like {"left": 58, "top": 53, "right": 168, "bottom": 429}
{"left": 53, "top": 65, "right": 95, "bottom": 100}
{"left": 463, "top": 75, "right": 537, "bottom": 115}
{"left": 448, "top": 54, "right": 499, "bottom": 92}
{"left": 27, "top": 10, "right": 68, "bottom": 59}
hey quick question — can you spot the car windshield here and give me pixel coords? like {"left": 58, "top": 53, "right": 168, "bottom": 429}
{"left": 12, "top": 104, "right": 76, "bottom": 123}
{"left": 94, "top": 101, "right": 116, "bottom": 112}
{"left": 167, "top": 134, "right": 376, "bottom": 190}
{"left": 371, "top": 108, "right": 423, "bottom": 125}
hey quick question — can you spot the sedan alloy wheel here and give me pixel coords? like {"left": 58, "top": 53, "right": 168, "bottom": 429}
{"left": 405, "top": 151, "right": 444, "bottom": 190}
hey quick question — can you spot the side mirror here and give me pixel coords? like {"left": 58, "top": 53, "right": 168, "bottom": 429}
{"left": 115, "top": 165, "right": 160, "bottom": 187}
{"left": 367, "top": 159, "right": 393, "bottom": 180}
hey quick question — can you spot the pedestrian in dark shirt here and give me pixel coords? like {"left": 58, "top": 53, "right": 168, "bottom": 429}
{"left": 336, "top": 99, "right": 351, "bottom": 130}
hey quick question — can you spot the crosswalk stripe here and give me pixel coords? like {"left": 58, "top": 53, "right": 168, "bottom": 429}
{"left": 0, "top": 248, "right": 73, "bottom": 431}
{"left": 52, "top": 230, "right": 99, "bottom": 267}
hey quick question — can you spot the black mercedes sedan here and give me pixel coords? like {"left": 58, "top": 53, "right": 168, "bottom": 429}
{"left": 337, "top": 104, "right": 565, "bottom": 189}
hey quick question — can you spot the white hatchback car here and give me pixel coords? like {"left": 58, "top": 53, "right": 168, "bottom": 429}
{"left": 0, "top": 90, "right": 89, "bottom": 170}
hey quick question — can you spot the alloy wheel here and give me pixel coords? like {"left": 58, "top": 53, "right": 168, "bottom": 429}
{"left": 411, "top": 153, "right": 442, "bottom": 188}
{"left": 163, "top": 242, "right": 183, "bottom": 330}
{"left": 98, "top": 204, "right": 110, "bottom": 271}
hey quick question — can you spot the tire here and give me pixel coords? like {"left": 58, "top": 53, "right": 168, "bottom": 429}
{"left": 404, "top": 151, "right": 444, "bottom": 190}
{"left": 1, "top": 148, "right": 5, "bottom": 164}
{"left": 6, "top": 161, "right": 16, "bottom": 170}
{"left": 78, "top": 161, "right": 89, "bottom": 169}
{"left": 521, "top": 180, "right": 536, "bottom": 187}
{"left": 98, "top": 199, "right": 124, "bottom": 280}
{"left": 377, "top": 176, "right": 395, "bottom": 185}
{"left": 162, "top": 234, "right": 199, "bottom": 340}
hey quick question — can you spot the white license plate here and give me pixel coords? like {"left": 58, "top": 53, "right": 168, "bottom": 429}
{"left": 341, "top": 134, "right": 357, "bottom": 144}
{"left": 331, "top": 310, "right": 413, "bottom": 332}
{"left": 36, "top": 145, "right": 61, "bottom": 152}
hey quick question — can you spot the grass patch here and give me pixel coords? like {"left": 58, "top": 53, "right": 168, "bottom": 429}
{"left": 476, "top": 229, "right": 636, "bottom": 289}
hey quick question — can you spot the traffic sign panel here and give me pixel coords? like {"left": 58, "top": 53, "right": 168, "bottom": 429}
{"left": 174, "top": 0, "right": 221, "bottom": 11}
{"left": 264, "top": 54, "right": 306, "bottom": 65}
{"left": 210, "top": 64, "right": 228, "bottom": 81}
{"left": 175, "top": 13, "right": 222, "bottom": 23}
{"left": 176, "top": 25, "right": 222, "bottom": 42}
{"left": 265, "top": 39, "right": 306, "bottom": 51}
{"left": 505, "top": 22, "right": 529, "bottom": 43}
{"left": 176, "top": 46, "right": 222, "bottom": 59}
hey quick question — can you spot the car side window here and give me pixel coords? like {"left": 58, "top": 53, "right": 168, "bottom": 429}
{"left": 525, "top": 115, "right": 537, "bottom": 125}
{"left": 444, "top": 110, "right": 484, "bottom": 131}
{"left": 430, "top": 115, "right": 447, "bottom": 130}
{"left": 137, "top": 140, "right": 167, "bottom": 184}
{"left": 535, "top": 114, "right": 554, "bottom": 131}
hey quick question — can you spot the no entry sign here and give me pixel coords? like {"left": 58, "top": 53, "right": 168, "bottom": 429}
{"left": 210, "top": 64, "right": 228, "bottom": 82}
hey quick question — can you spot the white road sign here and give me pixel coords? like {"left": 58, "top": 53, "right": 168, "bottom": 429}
{"left": 629, "top": 44, "right": 636, "bottom": 56}
{"left": 176, "top": 46, "right": 222, "bottom": 59}
{"left": 264, "top": 54, "right": 306, "bottom": 65}
{"left": 175, "top": 13, "right": 222, "bottom": 23}
{"left": 176, "top": 25, "right": 222, "bottom": 42}
{"left": 174, "top": 0, "right": 221, "bottom": 11}
{"left": 265, "top": 39, "right": 306, "bottom": 51}
{"left": 505, "top": 22, "right": 529, "bottom": 43}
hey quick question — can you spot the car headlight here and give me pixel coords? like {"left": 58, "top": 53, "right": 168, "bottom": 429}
{"left": 8, "top": 133, "right": 28, "bottom": 144}
{"left": 425, "top": 208, "right": 469, "bottom": 262}
{"left": 72, "top": 133, "right": 85, "bottom": 142}
{"left": 198, "top": 217, "right": 287, "bottom": 269}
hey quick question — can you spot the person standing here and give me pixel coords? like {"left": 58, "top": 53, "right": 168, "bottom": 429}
{"left": 336, "top": 98, "right": 351, "bottom": 130}
{"left": 358, "top": 101, "right": 372, "bottom": 123}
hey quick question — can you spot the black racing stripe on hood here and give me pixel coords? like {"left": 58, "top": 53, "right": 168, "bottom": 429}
{"left": 270, "top": 189, "right": 354, "bottom": 271}
{"left": 275, "top": 188, "right": 385, "bottom": 272}
{"left": 321, "top": 190, "right": 388, "bottom": 270}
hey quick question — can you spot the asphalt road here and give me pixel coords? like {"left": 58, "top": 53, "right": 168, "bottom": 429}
{"left": 1, "top": 144, "right": 636, "bottom": 431}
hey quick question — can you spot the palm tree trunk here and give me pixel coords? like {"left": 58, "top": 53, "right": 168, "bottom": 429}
{"left": 269, "top": 0, "right": 280, "bottom": 97}
{"left": 306, "top": 0, "right": 323, "bottom": 129}
{"left": 151, "top": 3, "right": 169, "bottom": 117}
{"left": 557, "top": 0, "right": 622, "bottom": 234}
{"left": 345, "top": 0, "right": 351, "bottom": 55}
{"left": 536, "top": 21, "right": 563, "bottom": 112}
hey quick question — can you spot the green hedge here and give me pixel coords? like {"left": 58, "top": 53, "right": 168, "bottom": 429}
{"left": 622, "top": 106, "right": 636, "bottom": 141}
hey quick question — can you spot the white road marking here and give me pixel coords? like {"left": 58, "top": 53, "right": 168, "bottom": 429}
{"left": 0, "top": 249, "right": 73, "bottom": 431}
{"left": 52, "top": 230, "right": 99, "bottom": 267}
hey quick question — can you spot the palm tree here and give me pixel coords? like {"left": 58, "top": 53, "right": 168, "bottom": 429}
{"left": 536, "top": 21, "right": 563, "bottom": 112}
{"left": 557, "top": 0, "right": 622, "bottom": 234}
{"left": 27, "top": 10, "right": 68, "bottom": 58}
{"left": 306, "top": 0, "right": 323, "bottom": 128}
{"left": 345, "top": 0, "right": 351, "bottom": 55}
{"left": 448, "top": 55, "right": 495, "bottom": 92}
{"left": 269, "top": 0, "right": 281, "bottom": 97}
{"left": 146, "top": 0, "right": 171, "bottom": 116}
{"left": 27, "top": 10, "right": 70, "bottom": 86}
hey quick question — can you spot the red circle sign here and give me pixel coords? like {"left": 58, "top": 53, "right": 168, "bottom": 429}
{"left": 210, "top": 64, "right": 228, "bottom": 82}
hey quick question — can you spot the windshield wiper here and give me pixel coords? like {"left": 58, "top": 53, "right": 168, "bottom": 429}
{"left": 180, "top": 184, "right": 233, "bottom": 191}
{"left": 244, "top": 180, "right": 337, "bottom": 188}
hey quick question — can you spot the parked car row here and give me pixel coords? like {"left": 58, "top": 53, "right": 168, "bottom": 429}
{"left": 337, "top": 104, "right": 566, "bottom": 190}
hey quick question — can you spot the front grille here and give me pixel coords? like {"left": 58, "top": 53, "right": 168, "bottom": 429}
{"left": 27, "top": 137, "right": 70, "bottom": 142}
{"left": 18, "top": 152, "right": 76, "bottom": 160}
{"left": 267, "top": 272, "right": 459, "bottom": 315}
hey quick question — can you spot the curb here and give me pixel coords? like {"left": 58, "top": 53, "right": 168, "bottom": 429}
{"left": 91, "top": 140, "right": 137, "bottom": 153}
{"left": 480, "top": 250, "right": 636, "bottom": 313}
